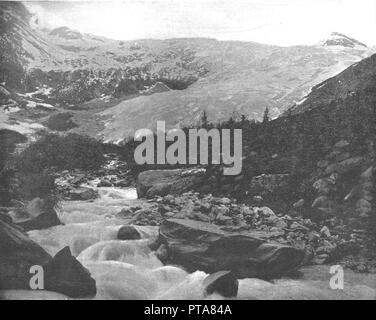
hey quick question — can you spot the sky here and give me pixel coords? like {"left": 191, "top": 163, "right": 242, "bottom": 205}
{"left": 23, "top": 0, "right": 376, "bottom": 46}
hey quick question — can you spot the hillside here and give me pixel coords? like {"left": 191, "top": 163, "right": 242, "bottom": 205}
{"left": 289, "top": 53, "right": 376, "bottom": 115}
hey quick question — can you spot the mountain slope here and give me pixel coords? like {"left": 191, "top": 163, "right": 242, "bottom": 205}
{"left": 0, "top": 2, "right": 374, "bottom": 142}
{"left": 289, "top": 53, "right": 376, "bottom": 115}
{"left": 99, "top": 40, "right": 373, "bottom": 141}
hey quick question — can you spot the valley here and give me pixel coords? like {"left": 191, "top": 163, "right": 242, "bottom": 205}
{"left": 0, "top": 1, "right": 375, "bottom": 301}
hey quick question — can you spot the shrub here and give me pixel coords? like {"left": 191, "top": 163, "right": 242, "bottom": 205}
{"left": 16, "top": 132, "right": 106, "bottom": 173}
{"left": 17, "top": 172, "right": 55, "bottom": 200}
{"left": 45, "top": 112, "right": 78, "bottom": 131}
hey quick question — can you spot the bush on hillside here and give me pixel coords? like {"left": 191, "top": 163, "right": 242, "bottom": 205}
{"left": 17, "top": 172, "right": 55, "bottom": 200}
{"left": 45, "top": 112, "right": 78, "bottom": 131}
{"left": 15, "top": 132, "right": 106, "bottom": 173}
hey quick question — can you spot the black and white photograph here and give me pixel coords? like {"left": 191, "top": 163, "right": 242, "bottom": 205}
{"left": 0, "top": 0, "right": 375, "bottom": 302}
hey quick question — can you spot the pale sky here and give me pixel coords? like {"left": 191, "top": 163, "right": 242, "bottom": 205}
{"left": 23, "top": 0, "right": 376, "bottom": 46}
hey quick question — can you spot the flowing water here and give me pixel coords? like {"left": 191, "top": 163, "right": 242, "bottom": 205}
{"left": 5, "top": 186, "right": 376, "bottom": 300}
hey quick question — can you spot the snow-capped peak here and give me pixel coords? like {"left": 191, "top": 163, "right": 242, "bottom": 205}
{"left": 319, "top": 32, "right": 367, "bottom": 50}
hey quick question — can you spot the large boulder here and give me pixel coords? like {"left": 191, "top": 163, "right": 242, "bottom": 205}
{"left": 44, "top": 247, "right": 96, "bottom": 298}
{"left": 10, "top": 198, "right": 62, "bottom": 231}
{"left": 0, "top": 219, "right": 51, "bottom": 291}
{"left": 117, "top": 225, "right": 141, "bottom": 240}
{"left": 0, "top": 86, "right": 11, "bottom": 103}
{"left": 69, "top": 187, "right": 98, "bottom": 201}
{"left": 0, "top": 219, "right": 96, "bottom": 298}
{"left": 203, "top": 271, "right": 238, "bottom": 298}
{"left": 137, "top": 169, "right": 205, "bottom": 198}
{"left": 151, "top": 219, "right": 305, "bottom": 280}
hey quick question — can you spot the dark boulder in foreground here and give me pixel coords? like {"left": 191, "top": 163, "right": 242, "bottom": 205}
{"left": 151, "top": 219, "right": 305, "bottom": 280}
{"left": 136, "top": 169, "right": 205, "bottom": 198}
{"left": 17, "top": 210, "right": 62, "bottom": 231}
{"left": 203, "top": 271, "right": 238, "bottom": 298}
{"left": 117, "top": 225, "right": 142, "bottom": 240}
{"left": 44, "top": 247, "right": 96, "bottom": 298}
{"left": 0, "top": 219, "right": 96, "bottom": 298}
{"left": 13, "top": 198, "right": 62, "bottom": 231}
{"left": 0, "top": 219, "right": 51, "bottom": 291}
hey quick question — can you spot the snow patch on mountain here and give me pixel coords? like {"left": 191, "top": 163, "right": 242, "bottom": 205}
{"left": 320, "top": 32, "right": 368, "bottom": 50}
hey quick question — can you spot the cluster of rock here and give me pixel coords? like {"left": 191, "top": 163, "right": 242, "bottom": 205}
{"left": 135, "top": 192, "right": 367, "bottom": 267}
{"left": 0, "top": 214, "right": 96, "bottom": 298}
{"left": 310, "top": 140, "right": 373, "bottom": 221}
{"left": 150, "top": 218, "right": 305, "bottom": 280}
{"left": 116, "top": 204, "right": 162, "bottom": 226}
{"left": 136, "top": 168, "right": 205, "bottom": 198}
{"left": 2, "top": 197, "right": 62, "bottom": 231}
{"left": 55, "top": 154, "right": 134, "bottom": 200}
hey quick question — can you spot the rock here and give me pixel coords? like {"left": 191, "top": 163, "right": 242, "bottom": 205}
{"left": 116, "top": 207, "right": 134, "bottom": 217}
{"left": 114, "top": 179, "right": 133, "bottom": 188}
{"left": 252, "top": 195, "right": 263, "bottom": 203}
{"left": 356, "top": 199, "right": 372, "bottom": 217}
{"left": 191, "top": 212, "right": 210, "bottom": 222}
{"left": 164, "top": 212, "right": 175, "bottom": 218}
{"left": 200, "top": 202, "right": 212, "bottom": 213}
{"left": 0, "top": 220, "right": 96, "bottom": 298}
{"left": 117, "top": 225, "right": 142, "bottom": 240}
{"left": 313, "top": 179, "right": 331, "bottom": 195}
{"left": 97, "top": 179, "right": 112, "bottom": 187}
{"left": 325, "top": 164, "right": 340, "bottom": 175}
{"left": 337, "top": 157, "right": 363, "bottom": 174}
{"left": 361, "top": 166, "right": 373, "bottom": 180}
{"left": 203, "top": 271, "right": 238, "bottom": 298}
{"left": 293, "top": 199, "right": 305, "bottom": 208}
{"left": 320, "top": 226, "right": 331, "bottom": 237}
{"left": 249, "top": 174, "right": 290, "bottom": 195}
{"left": 44, "top": 247, "right": 96, "bottom": 298}
{"left": 313, "top": 254, "right": 329, "bottom": 265}
{"left": 70, "top": 174, "right": 86, "bottom": 186}
{"left": 151, "top": 219, "right": 305, "bottom": 279}
{"left": 317, "top": 160, "right": 329, "bottom": 168}
{"left": 312, "top": 196, "right": 328, "bottom": 208}
{"left": 217, "top": 197, "right": 231, "bottom": 205}
{"left": 0, "top": 212, "right": 13, "bottom": 224}
{"left": 213, "top": 205, "right": 230, "bottom": 216}
{"left": 0, "top": 219, "right": 51, "bottom": 291}
{"left": 155, "top": 244, "right": 168, "bottom": 262}
{"left": 7, "top": 198, "right": 62, "bottom": 231}
{"left": 216, "top": 214, "right": 232, "bottom": 225}
{"left": 257, "top": 207, "right": 276, "bottom": 217}
{"left": 137, "top": 169, "right": 205, "bottom": 198}
{"left": 146, "top": 183, "right": 171, "bottom": 198}
{"left": 25, "top": 198, "right": 45, "bottom": 218}
{"left": 333, "top": 140, "right": 350, "bottom": 149}
{"left": 275, "top": 219, "right": 288, "bottom": 228}
{"left": 69, "top": 187, "right": 98, "bottom": 201}
{"left": 240, "top": 206, "right": 253, "bottom": 216}
{"left": 325, "top": 157, "right": 363, "bottom": 175}
{"left": 10, "top": 199, "right": 25, "bottom": 208}
{"left": 0, "top": 86, "right": 11, "bottom": 100}
{"left": 335, "top": 152, "right": 351, "bottom": 162}
{"left": 17, "top": 209, "right": 62, "bottom": 232}
{"left": 344, "top": 186, "right": 361, "bottom": 201}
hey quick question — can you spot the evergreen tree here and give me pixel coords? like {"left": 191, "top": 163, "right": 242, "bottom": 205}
{"left": 262, "top": 107, "right": 270, "bottom": 123}
{"left": 200, "top": 110, "right": 209, "bottom": 129}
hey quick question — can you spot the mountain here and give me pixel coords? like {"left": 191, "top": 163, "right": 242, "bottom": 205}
{"left": 0, "top": 2, "right": 374, "bottom": 142}
{"left": 319, "top": 32, "right": 368, "bottom": 49}
{"left": 288, "top": 52, "right": 376, "bottom": 115}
